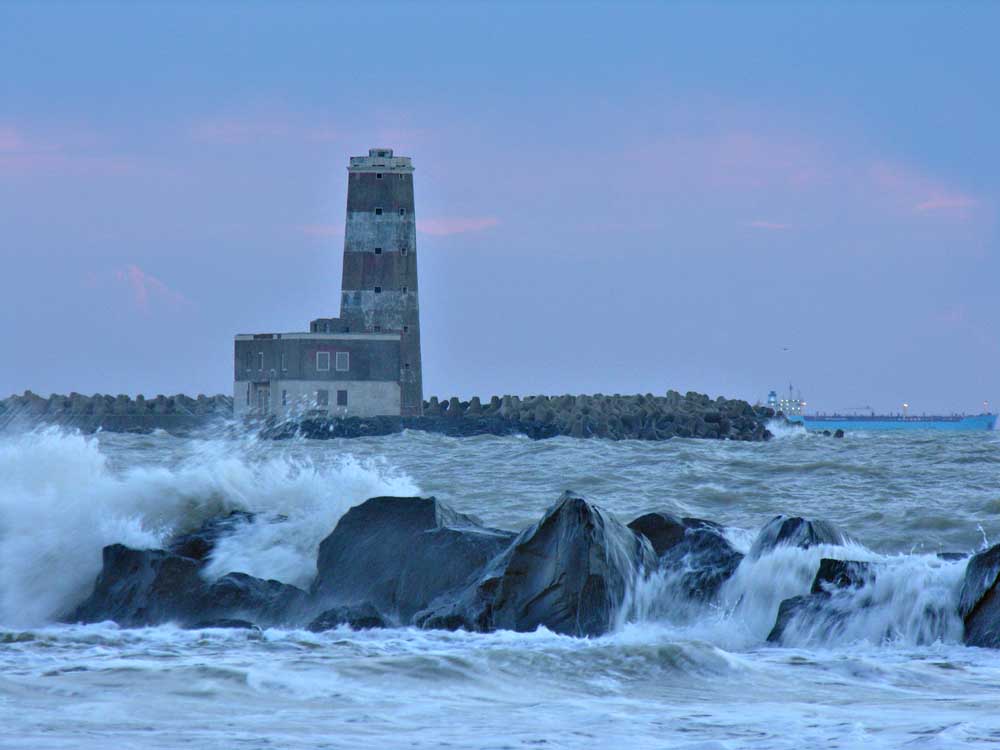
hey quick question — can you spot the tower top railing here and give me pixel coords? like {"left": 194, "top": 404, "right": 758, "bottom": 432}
{"left": 348, "top": 148, "right": 414, "bottom": 173}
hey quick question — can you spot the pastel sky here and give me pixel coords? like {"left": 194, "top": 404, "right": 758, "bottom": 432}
{"left": 2, "top": 2, "right": 998, "bottom": 413}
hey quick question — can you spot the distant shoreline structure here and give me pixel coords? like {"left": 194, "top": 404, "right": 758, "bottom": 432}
{"left": 0, "top": 390, "right": 774, "bottom": 441}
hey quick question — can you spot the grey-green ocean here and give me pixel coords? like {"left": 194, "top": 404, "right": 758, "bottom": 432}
{"left": 2, "top": 423, "right": 1000, "bottom": 749}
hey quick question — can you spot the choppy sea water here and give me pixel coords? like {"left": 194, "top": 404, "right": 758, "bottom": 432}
{"left": 2, "top": 424, "right": 1000, "bottom": 748}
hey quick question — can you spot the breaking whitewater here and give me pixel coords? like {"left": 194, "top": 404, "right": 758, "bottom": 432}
{"left": 4, "top": 425, "right": 1000, "bottom": 748}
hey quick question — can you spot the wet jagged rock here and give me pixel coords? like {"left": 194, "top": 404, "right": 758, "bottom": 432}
{"left": 168, "top": 510, "right": 256, "bottom": 563}
{"left": 311, "top": 497, "right": 515, "bottom": 624}
{"left": 658, "top": 522, "right": 744, "bottom": 601}
{"left": 627, "top": 512, "right": 725, "bottom": 557}
{"left": 67, "top": 544, "right": 308, "bottom": 628}
{"left": 417, "top": 494, "right": 657, "bottom": 637}
{"left": 810, "top": 559, "right": 873, "bottom": 594}
{"left": 767, "top": 559, "right": 875, "bottom": 643}
{"left": 307, "top": 603, "right": 388, "bottom": 632}
{"left": 959, "top": 544, "right": 1000, "bottom": 648}
{"left": 748, "top": 515, "right": 846, "bottom": 559}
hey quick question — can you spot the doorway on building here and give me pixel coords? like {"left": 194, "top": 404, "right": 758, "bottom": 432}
{"left": 252, "top": 382, "right": 270, "bottom": 415}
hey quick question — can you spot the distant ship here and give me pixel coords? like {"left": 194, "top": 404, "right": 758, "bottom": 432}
{"left": 765, "top": 387, "right": 997, "bottom": 431}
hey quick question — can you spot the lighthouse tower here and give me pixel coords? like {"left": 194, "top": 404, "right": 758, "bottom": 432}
{"left": 339, "top": 148, "right": 423, "bottom": 415}
{"left": 234, "top": 148, "right": 424, "bottom": 419}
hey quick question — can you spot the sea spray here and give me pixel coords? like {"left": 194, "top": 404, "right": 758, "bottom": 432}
{"left": 0, "top": 427, "right": 417, "bottom": 626}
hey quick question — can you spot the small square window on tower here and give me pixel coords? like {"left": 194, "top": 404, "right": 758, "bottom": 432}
{"left": 374, "top": 247, "right": 382, "bottom": 255}
{"left": 376, "top": 173, "right": 383, "bottom": 179}
{"left": 375, "top": 207, "right": 383, "bottom": 216}
{"left": 403, "top": 325, "right": 409, "bottom": 333}
{"left": 400, "top": 247, "right": 408, "bottom": 255}
{"left": 404, "top": 363, "right": 410, "bottom": 369}
{"left": 374, "top": 325, "right": 381, "bottom": 333}
{"left": 402, "top": 286, "right": 408, "bottom": 294}
{"left": 398, "top": 173, "right": 404, "bottom": 180}
{"left": 399, "top": 208, "right": 406, "bottom": 216}
{"left": 374, "top": 286, "right": 382, "bottom": 294}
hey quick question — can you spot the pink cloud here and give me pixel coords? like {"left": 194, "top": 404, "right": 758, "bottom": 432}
{"left": 748, "top": 220, "right": 791, "bottom": 230}
{"left": 417, "top": 217, "right": 499, "bottom": 236}
{"left": 298, "top": 224, "right": 342, "bottom": 238}
{"left": 869, "top": 162, "right": 979, "bottom": 219}
{"left": 112, "top": 265, "right": 192, "bottom": 313}
{"left": 0, "top": 123, "right": 144, "bottom": 177}
{"left": 914, "top": 193, "right": 978, "bottom": 214}
{"left": 0, "top": 126, "right": 28, "bottom": 152}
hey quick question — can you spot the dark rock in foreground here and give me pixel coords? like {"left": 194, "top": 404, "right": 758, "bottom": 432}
{"left": 627, "top": 512, "right": 724, "bottom": 557}
{"left": 418, "top": 493, "right": 656, "bottom": 636}
{"left": 68, "top": 544, "right": 309, "bottom": 628}
{"left": 312, "top": 497, "right": 515, "bottom": 624}
{"left": 658, "top": 522, "right": 744, "bottom": 601}
{"left": 308, "top": 603, "right": 388, "bottom": 632}
{"left": 168, "top": 510, "right": 256, "bottom": 562}
{"left": 959, "top": 543, "right": 1000, "bottom": 647}
{"left": 749, "top": 515, "right": 846, "bottom": 559}
{"left": 767, "top": 559, "right": 875, "bottom": 643}
{"left": 810, "top": 559, "right": 873, "bottom": 594}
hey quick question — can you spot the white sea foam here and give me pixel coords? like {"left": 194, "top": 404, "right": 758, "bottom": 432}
{"left": 0, "top": 427, "right": 417, "bottom": 626}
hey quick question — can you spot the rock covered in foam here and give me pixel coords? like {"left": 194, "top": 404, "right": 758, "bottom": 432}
{"left": 767, "top": 558, "right": 876, "bottom": 643}
{"left": 311, "top": 496, "right": 515, "bottom": 624}
{"left": 959, "top": 543, "right": 1000, "bottom": 647}
{"left": 748, "top": 515, "right": 846, "bottom": 559}
{"left": 418, "top": 493, "right": 656, "bottom": 636}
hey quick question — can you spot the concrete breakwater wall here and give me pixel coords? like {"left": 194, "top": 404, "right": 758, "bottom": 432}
{"left": 0, "top": 391, "right": 233, "bottom": 434}
{"left": 0, "top": 390, "right": 775, "bottom": 441}
{"left": 288, "top": 391, "right": 775, "bottom": 442}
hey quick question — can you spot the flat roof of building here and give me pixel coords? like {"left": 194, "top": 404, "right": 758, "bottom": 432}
{"left": 235, "top": 332, "right": 401, "bottom": 342}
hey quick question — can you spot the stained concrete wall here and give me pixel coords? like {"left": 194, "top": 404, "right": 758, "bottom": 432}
{"left": 234, "top": 379, "right": 401, "bottom": 419}
{"left": 234, "top": 333, "right": 400, "bottom": 383}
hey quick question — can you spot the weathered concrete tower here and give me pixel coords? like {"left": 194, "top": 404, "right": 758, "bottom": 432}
{"left": 340, "top": 148, "right": 423, "bottom": 415}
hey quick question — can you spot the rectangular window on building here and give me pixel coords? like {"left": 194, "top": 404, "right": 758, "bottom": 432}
{"left": 316, "top": 389, "right": 329, "bottom": 407}
{"left": 376, "top": 173, "right": 382, "bottom": 179}
{"left": 281, "top": 352, "right": 287, "bottom": 371}
{"left": 282, "top": 390, "right": 288, "bottom": 406}
{"left": 337, "top": 389, "right": 348, "bottom": 406}
{"left": 246, "top": 384, "right": 250, "bottom": 405}
{"left": 245, "top": 352, "right": 252, "bottom": 371}
{"left": 375, "top": 207, "right": 383, "bottom": 216}
{"left": 399, "top": 173, "right": 405, "bottom": 180}
{"left": 374, "top": 325, "right": 381, "bottom": 333}
{"left": 399, "top": 208, "right": 406, "bottom": 216}
{"left": 400, "top": 247, "right": 408, "bottom": 255}
{"left": 402, "top": 286, "right": 408, "bottom": 294}
{"left": 316, "top": 351, "right": 330, "bottom": 371}
{"left": 258, "top": 352, "right": 264, "bottom": 370}
{"left": 374, "top": 286, "right": 381, "bottom": 294}
{"left": 403, "top": 325, "right": 409, "bottom": 333}
{"left": 404, "top": 363, "right": 410, "bottom": 369}
{"left": 374, "top": 247, "right": 382, "bottom": 255}
{"left": 335, "top": 351, "right": 350, "bottom": 371}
